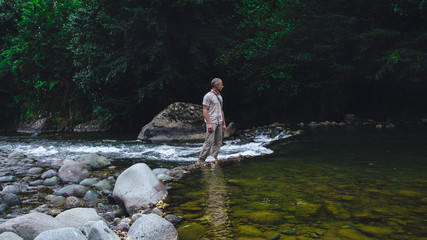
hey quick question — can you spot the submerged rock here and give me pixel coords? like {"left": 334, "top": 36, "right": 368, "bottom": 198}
{"left": 248, "top": 211, "right": 282, "bottom": 225}
{"left": 177, "top": 222, "right": 207, "bottom": 240}
{"left": 137, "top": 102, "right": 205, "bottom": 142}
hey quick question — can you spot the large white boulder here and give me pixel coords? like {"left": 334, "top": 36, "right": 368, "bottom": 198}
{"left": 55, "top": 208, "right": 103, "bottom": 228}
{"left": 0, "top": 212, "right": 66, "bottom": 240}
{"left": 127, "top": 214, "right": 178, "bottom": 240}
{"left": 113, "top": 163, "right": 167, "bottom": 215}
{"left": 34, "top": 227, "right": 87, "bottom": 240}
{"left": 58, "top": 160, "right": 90, "bottom": 183}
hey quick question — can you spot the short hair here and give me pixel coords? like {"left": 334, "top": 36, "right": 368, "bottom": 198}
{"left": 211, "top": 78, "right": 222, "bottom": 87}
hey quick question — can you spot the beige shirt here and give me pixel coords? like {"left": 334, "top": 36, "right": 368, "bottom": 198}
{"left": 202, "top": 90, "right": 223, "bottom": 125}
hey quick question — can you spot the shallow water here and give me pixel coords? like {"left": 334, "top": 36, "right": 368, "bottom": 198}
{"left": 165, "top": 126, "right": 427, "bottom": 239}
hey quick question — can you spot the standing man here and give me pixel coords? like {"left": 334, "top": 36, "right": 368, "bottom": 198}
{"left": 198, "top": 78, "right": 227, "bottom": 163}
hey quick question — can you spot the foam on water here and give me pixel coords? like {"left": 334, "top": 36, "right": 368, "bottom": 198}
{"left": 0, "top": 133, "right": 291, "bottom": 163}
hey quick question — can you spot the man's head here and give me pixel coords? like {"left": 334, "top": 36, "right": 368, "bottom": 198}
{"left": 211, "top": 78, "right": 224, "bottom": 92}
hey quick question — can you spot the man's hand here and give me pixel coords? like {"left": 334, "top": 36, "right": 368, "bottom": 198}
{"left": 222, "top": 124, "right": 227, "bottom": 132}
{"left": 207, "top": 123, "right": 214, "bottom": 132}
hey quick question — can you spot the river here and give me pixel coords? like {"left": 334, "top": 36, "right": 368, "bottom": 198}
{"left": 164, "top": 126, "right": 427, "bottom": 239}
{"left": 1, "top": 126, "right": 426, "bottom": 239}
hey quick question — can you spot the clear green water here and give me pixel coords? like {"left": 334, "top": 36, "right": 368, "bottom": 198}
{"left": 164, "top": 127, "right": 427, "bottom": 240}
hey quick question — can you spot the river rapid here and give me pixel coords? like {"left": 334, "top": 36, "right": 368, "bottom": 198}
{"left": 0, "top": 131, "right": 290, "bottom": 169}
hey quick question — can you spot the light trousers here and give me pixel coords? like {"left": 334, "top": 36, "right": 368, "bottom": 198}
{"left": 198, "top": 123, "right": 223, "bottom": 162}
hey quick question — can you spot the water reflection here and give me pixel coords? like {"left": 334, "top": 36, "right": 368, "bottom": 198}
{"left": 200, "top": 164, "right": 231, "bottom": 239}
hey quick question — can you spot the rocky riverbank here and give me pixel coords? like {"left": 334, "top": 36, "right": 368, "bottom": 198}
{"left": 0, "top": 119, "right": 425, "bottom": 239}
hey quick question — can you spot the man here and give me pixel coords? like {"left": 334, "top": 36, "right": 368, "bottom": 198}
{"left": 198, "top": 78, "right": 227, "bottom": 163}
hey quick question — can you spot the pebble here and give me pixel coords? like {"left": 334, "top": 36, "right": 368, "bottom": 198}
{"left": 41, "top": 169, "right": 57, "bottom": 179}
{"left": 2, "top": 193, "right": 21, "bottom": 206}
{"left": 1, "top": 185, "right": 21, "bottom": 195}
{"left": 84, "top": 190, "right": 100, "bottom": 202}
{"left": 51, "top": 196, "right": 65, "bottom": 206}
{"left": 43, "top": 176, "right": 60, "bottom": 186}
{"left": 165, "top": 214, "right": 181, "bottom": 226}
{"left": 0, "top": 176, "right": 17, "bottom": 183}
{"left": 29, "top": 180, "right": 43, "bottom": 186}
{"left": 28, "top": 167, "right": 43, "bottom": 174}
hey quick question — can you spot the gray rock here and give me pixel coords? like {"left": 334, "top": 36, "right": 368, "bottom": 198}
{"left": 73, "top": 185, "right": 90, "bottom": 197}
{"left": 137, "top": 102, "right": 205, "bottom": 142}
{"left": 34, "top": 227, "right": 87, "bottom": 240}
{"left": 43, "top": 176, "right": 60, "bottom": 186}
{"left": 344, "top": 114, "right": 360, "bottom": 125}
{"left": 165, "top": 215, "right": 182, "bottom": 226}
{"left": 113, "top": 163, "right": 167, "bottom": 215}
{"left": 94, "top": 179, "right": 113, "bottom": 191}
{"left": 224, "top": 122, "right": 237, "bottom": 138}
{"left": 7, "top": 152, "right": 26, "bottom": 160}
{"left": 152, "top": 207, "right": 163, "bottom": 216}
{"left": 73, "top": 120, "right": 107, "bottom": 132}
{"left": 80, "top": 220, "right": 120, "bottom": 240}
{"left": 53, "top": 184, "right": 80, "bottom": 196}
{"left": 157, "top": 174, "right": 172, "bottom": 181}
{"left": 64, "top": 196, "right": 84, "bottom": 209}
{"left": 58, "top": 160, "right": 89, "bottom": 183}
{"left": 74, "top": 154, "right": 111, "bottom": 170}
{"left": 0, "top": 176, "right": 17, "bottom": 183}
{"left": 131, "top": 213, "right": 144, "bottom": 222}
{"left": 55, "top": 208, "right": 103, "bottom": 229}
{"left": 51, "top": 196, "right": 65, "bottom": 207}
{"left": 84, "top": 190, "right": 100, "bottom": 202}
{"left": 0, "top": 204, "right": 8, "bottom": 215}
{"left": 2, "top": 185, "right": 21, "bottom": 194}
{"left": 17, "top": 118, "right": 49, "bottom": 134}
{"left": 51, "top": 160, "right": 64, "bottom": 170}
{"left": 1, "top": 193, "right": 21, "bottom": 206}
{"left": 29, "top": 180, "right": 43, "bottom": 186}
{"left": 0, "top": 212, "right": 66, "bottom": 240}
{"left": 41, "top": 169, "right": 57, "bottom": 179}
{"left": 152, "top": 168, "right": 169, "bottom": 175}
{"left": 111, "top": 222, "right": 129, "bottom": 231}
{"left": 0, "top": 231, "right": 24, "bottom": 240}
{"left": 79, "top": 178, "right": 99, "bottom": 187}
{"left": 168, "top": 170, "right": 183, "bottom": 179}
{"left": 127, "top": 214, "right": 178, "bottom": 240}
{"left": 28, "top": 167, "right": 43, "bottom": 174}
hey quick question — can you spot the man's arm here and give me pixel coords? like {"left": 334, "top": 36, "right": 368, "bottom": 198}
{"left": 203, "top": 105, "right": 213, "bottom": 132}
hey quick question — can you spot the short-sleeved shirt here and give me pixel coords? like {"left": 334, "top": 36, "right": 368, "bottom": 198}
{"left": 202, "top": 90, "right": 223, "bottom": 124}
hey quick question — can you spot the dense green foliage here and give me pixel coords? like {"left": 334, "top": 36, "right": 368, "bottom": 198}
{"left": 1, "top": 0, "right": 426, "bottom": 130}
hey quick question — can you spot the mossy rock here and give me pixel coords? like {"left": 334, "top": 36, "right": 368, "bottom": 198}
{"left": 397, "top": 190, "right": 422, "bottom": 198}
{"left": 238, "top": 225, "right": 264, "bottom": 237}
{"left": 248, "top": 211, "right": 282, "bottom": 224}
{"left": 295, "top": 202, "right": 321, "bottom": 218}
{"left": 177, "top": 223, "right": 207, "bottom": 240}
{"left": 180, "top": 200, "right": 203, "bottom": 212}
{"left": 359, "top": 225, "right": 393, "bottom": 238}
{"left": 324, "top": 201, "right": 351, "bottom": 219}
{"left": 336, "top": 228, "right": 371, "bottom": 240}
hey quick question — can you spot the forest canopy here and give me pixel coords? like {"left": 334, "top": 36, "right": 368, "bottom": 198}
{"left": 1, "top": 0, "right": 426, "bottom": 130}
